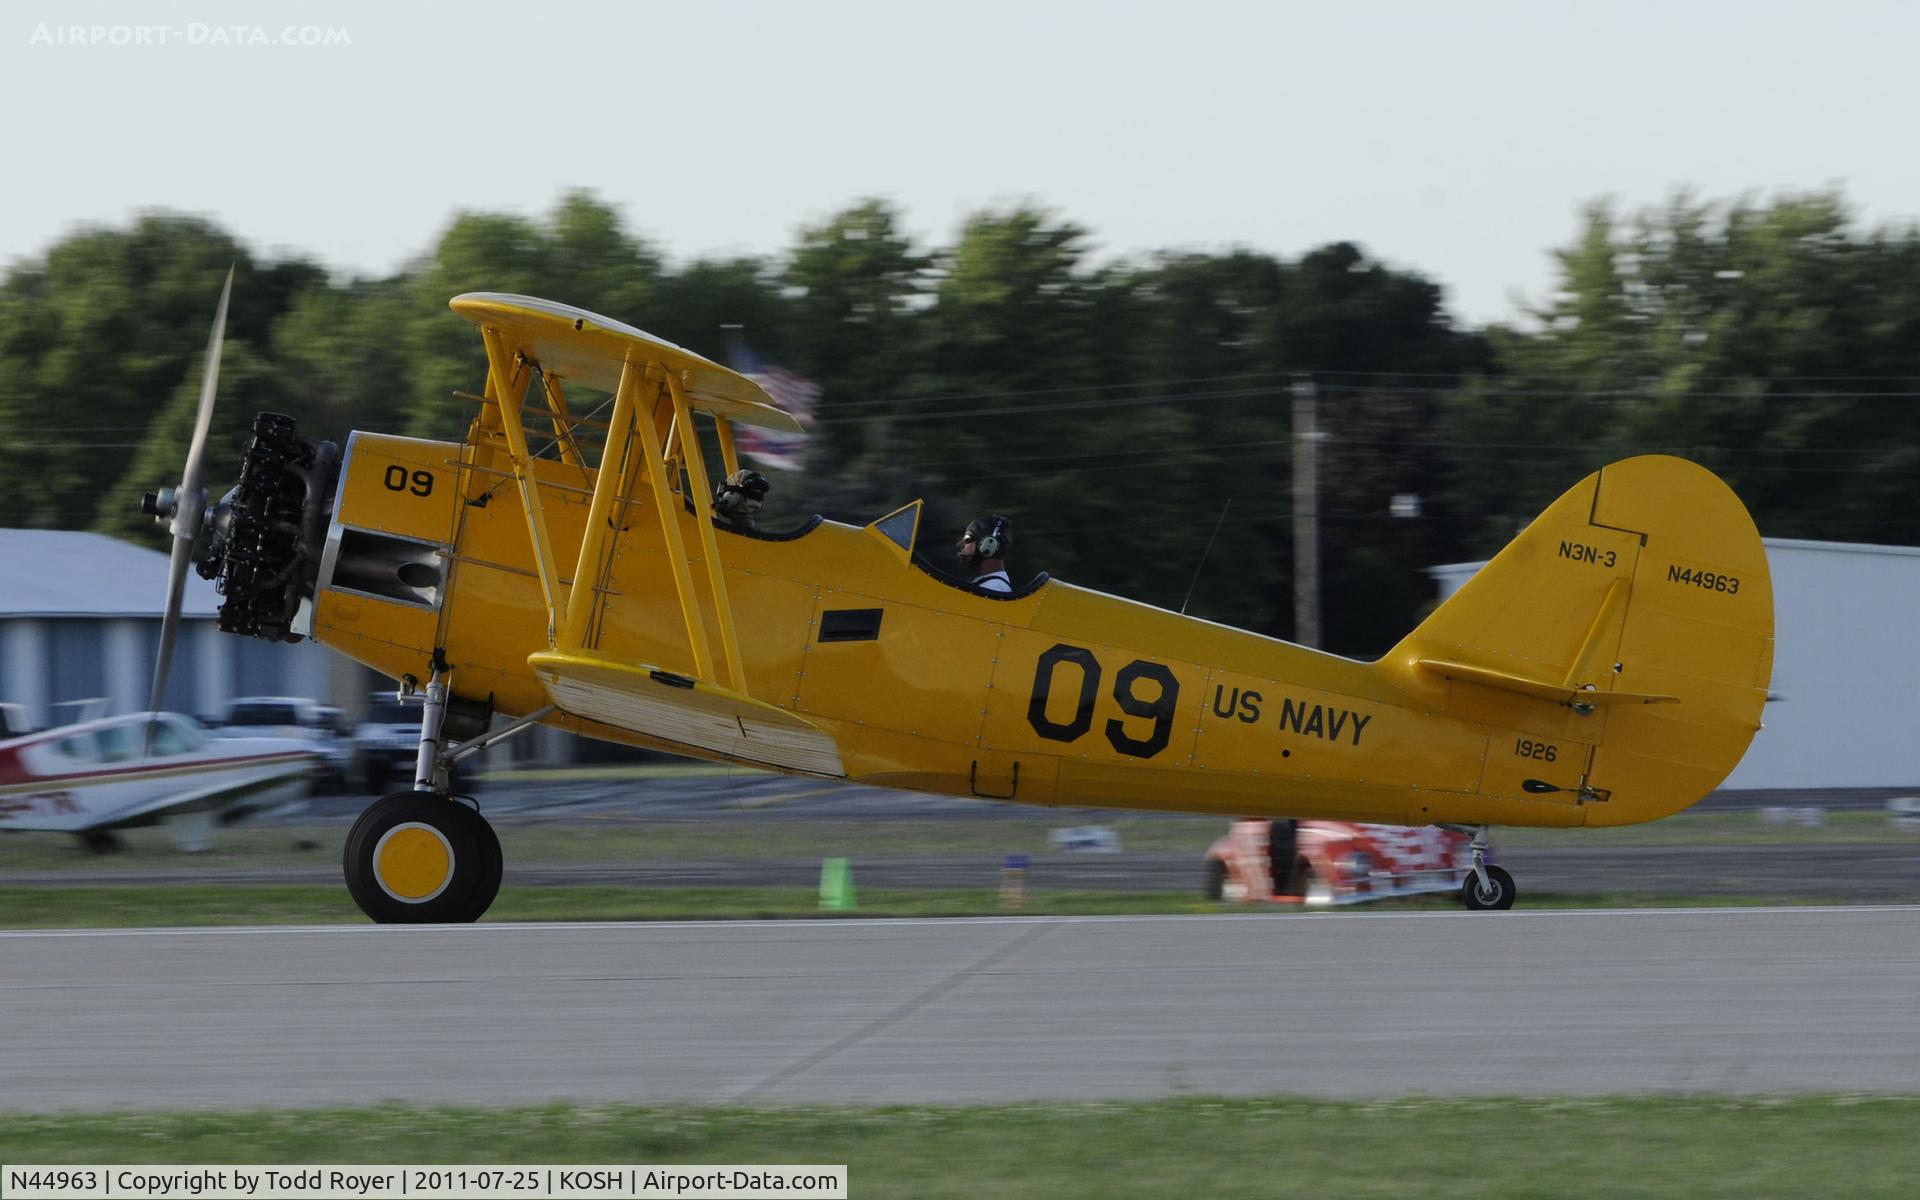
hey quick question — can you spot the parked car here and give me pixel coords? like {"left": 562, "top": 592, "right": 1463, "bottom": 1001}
{"left": 353, "top": 694, "right": 475, "bottom": 795}
{"left": 211, "top": 696, "right": 357, "bottom": 793}
{"left": 354, "top": 694, "right": 421, "bottom": 794}
{"left": 1204, "top": 819, "right": 1480, "bottom": 906}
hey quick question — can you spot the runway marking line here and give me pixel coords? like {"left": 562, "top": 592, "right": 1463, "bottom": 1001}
{"left": 0, "top": 904, "right": 1915, "bottom": 939}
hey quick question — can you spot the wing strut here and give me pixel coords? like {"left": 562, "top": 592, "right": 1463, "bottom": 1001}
{"left": 666, "top": 370, "right": 748, "bottom": 693}
{"left": 475, "top": 328, "right": 749, "bottom": 693}
{"left": 543, "top": 375, "right": 587, "bottom": 469}
{"left": 630, "top": 363, "right": 716, "bottom": 680}
{"left": 480, "top": 328, "right": 564, "bottom": 643}
{"left": 558, "top": 354, "right": 641, "bottom": 649}
{"left": 714, "top": 416, "right": 741, "bottom": 476}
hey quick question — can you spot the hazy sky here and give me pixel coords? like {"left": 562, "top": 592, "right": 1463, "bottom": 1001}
{"left": 5, "top": 1, "right": 1916, "bottom": 327}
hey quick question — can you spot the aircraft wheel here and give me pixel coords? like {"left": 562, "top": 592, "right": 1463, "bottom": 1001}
{"left": 1461, "top": 864, "right": 1517, "bottom": 911}
{"left": 343, "top": 792, "right": 493, "bottom": 924}
{"left": 1292, "top": 861, "right": 1316, "bottom": 902}
{"left": 448, "top": 801, "right": 503, "bottom": 920}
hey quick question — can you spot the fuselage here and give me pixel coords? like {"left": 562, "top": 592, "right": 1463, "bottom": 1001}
{"left": 298, "top": 430, "right": 1665, "bottom": 830}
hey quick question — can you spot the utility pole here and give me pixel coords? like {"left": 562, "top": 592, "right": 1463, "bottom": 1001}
{"left": 1291, "top": 375, "right": 1321, "bottom": 649}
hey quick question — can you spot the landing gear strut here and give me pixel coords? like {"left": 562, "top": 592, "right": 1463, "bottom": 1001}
{"left": 340, "top": 665, "right": 553, "bottom": 925}
{"left": 1460, "top": 826, "right": 1516, "bottom": 911}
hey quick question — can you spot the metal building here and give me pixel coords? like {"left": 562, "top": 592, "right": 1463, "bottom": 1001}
{"left": 1430, "top": 537, "right": 1920, "bottom": 790}
{"left": 0, "top": 528, "right": 352, "bottom": 728}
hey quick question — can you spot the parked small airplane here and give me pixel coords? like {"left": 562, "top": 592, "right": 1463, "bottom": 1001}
{"left": 0, "top": 711, "right": 318, "bottom": 851}
{"left": 140, "top": 274, "right": 1776, "bottom": 920}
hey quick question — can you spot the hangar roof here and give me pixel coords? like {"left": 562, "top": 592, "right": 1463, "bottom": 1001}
{"left": 0, "top": 529, "right": 220, "bottom": 619}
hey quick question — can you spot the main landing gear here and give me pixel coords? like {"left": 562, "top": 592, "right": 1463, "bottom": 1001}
{"left": 340, "top": 667, "right": 553, "bottom": 924}
{"left": 343, "top": 791, "right": 502, "bottom": 924}
{"left": 1459, "top": 825, "right": 1516, "bottom": 911}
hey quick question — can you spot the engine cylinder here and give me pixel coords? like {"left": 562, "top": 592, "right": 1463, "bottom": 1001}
{"left": 199, "top": 412, "right": 339, "bottom": 642}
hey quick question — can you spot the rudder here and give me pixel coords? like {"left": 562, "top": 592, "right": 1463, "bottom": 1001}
{"left": 1383, "top": 456, "right": 1773, "bottom": 826}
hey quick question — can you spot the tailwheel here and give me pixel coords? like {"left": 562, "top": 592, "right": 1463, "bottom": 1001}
{"left": 343, "top": 792, "right": 501, "bottom": 923}
{"left": 1459, "top": 825, "right": 1515, "bottom": 911}
{"left": 1462, "top": 864, "right": 1516, "bottom": 910}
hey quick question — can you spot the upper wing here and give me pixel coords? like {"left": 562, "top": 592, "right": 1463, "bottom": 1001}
{"left": 449, "top": 293, "right": 803, "bottom": 433}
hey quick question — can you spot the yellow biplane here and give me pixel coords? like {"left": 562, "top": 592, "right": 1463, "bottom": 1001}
{"left": 142, "top": 276, "right": 1775, "bottom": 921}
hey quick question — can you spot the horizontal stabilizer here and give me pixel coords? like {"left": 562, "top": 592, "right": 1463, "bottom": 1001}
{"left": 528, "top": 650, "right": 844, "bottom": 777}
{"left": 1414, "top": 658, "right": 1679, "bottom": 708}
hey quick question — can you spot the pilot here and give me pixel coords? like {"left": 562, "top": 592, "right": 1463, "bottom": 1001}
{"left": 957, "top": 515, "right": 1014, "bottom": 593}
{"left": 713, "top": 469, "right": 770, "bottom": 532}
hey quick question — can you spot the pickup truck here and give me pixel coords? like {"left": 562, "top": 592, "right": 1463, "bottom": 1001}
{"left": 211, "top": 696, "right": 356, "bottom": 793}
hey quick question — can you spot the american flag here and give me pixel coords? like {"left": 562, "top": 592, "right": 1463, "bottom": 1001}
{"left": 726, "top": 336, "right": 818, "bottom": 473}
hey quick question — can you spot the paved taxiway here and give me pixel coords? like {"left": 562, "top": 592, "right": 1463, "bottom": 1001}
{"left": 2, "top": 907, "right": 1915, "bottom": 1109}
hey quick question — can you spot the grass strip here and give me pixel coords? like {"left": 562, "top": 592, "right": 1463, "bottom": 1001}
{"left": 0, "top": 884, "right": 1861, "bottom": 928}
{"left": 2, "top": 810, "right": 1913, "bottom": 875}
{"left": 0, "top": 885, "right": 1212, "bottom": 927}
{"left": 2, "top": 1096, "right": 1916, "bottom": 1198}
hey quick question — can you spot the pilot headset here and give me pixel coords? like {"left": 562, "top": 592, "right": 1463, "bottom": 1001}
{"left": 971, "top": 515, "right": 1011, "bottom": 560}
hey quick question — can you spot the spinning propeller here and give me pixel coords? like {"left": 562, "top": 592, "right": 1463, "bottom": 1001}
{"left": 139, "top": 267, "right": 233, "bottom": 714}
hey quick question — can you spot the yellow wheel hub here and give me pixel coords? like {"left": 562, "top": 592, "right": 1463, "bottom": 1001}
{"left": 373, "top": 822, "right": 454, "bottom": 902}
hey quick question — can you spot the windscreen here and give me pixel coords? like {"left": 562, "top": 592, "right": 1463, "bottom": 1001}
{"left": 225, "top": 703, "right": 300, "bottom": 727}
{"left": 367, "top": 700, "right": 418, "bottom": 724}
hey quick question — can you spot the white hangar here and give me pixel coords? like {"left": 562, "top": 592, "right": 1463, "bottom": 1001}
{"left": 1430, "top": 538, "right": 1919, "bottom": 791}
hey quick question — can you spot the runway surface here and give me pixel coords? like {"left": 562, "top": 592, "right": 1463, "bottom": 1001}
{"left": 3, "top": 907, "right": 1916, "bottom": 1109}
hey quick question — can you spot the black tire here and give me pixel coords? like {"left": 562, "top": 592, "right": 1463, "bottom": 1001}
{"left": 342, "top": 792, "right": 491, "bottom": 923}
{"left": 1204, "top": 857, "right": 1228, "bottom": 901}
{"left": 447, "top": 801, "right": 503, "bottom": 921}
{"left": 1461, "top": 864, "right": 1517, "bottom": 911}
{"left": 78, "top": 829, "right": 125, "bottom": 854}
{"left": 1289, "top": 861, "right": 1313, "bottom": 900}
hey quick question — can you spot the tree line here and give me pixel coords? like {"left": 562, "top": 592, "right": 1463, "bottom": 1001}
{"left": 2, "top": 189, "right": 1917, "bottom": 655}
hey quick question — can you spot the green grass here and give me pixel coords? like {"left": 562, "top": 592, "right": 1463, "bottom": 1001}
{"left": 0, "top": 816, "right": 1226, "bottom": 872}
{"left": 493, "top": 815, "right": 1222, "bottom": 859}
{"left": 2, "top": 1097, "right": 1915, "bottom": 1198}
{"left": 5, "top": 809, "right": 1913, "bottom": 876}
{"left": 0, "top": 884, "right": 1865, "bottom": 928}
{"left": 0, "top": 885, "right": 1217, "bottom": 927}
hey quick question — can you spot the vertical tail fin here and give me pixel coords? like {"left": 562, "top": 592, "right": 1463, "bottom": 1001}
{"left": 1383, "top": 456, "right": 1773, "bottom": 825}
